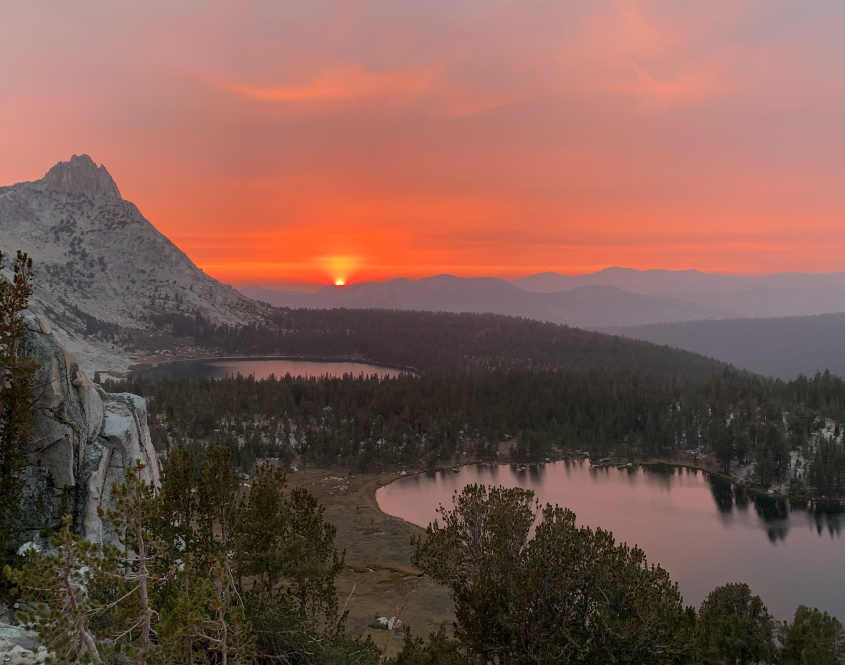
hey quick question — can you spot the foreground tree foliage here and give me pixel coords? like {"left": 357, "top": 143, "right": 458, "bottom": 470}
{"left": 694, "top": 583, "right": 776, "bottom": 665}
{"left": 0, "top": 250, "right": 38, "bottom": 563}
{"left": 406, "top": 487, "right": 845, "bottom": 664}
{"left": 234, "top": 465, "right": 344, "bottom": 622}
{"left": 231, "top": 462, "right": 370, "bottom": 663}
{"left": 153, "top": 556, "right": 255, "bottom": 665}
{"left": 96, "top": 463, "right": 163, "bottom": 661}
{"left": 779, "top": 605, "right": 845, "bottom": 665}
{"left": 6, "top": 459, "right": 845, "bottom": 663}
{"left": 386, "top": 627, "right": 472, "bottom": 665}
{"left": 4, "top": 517, "right": 103, "bottom": 663}
{"left": 6, "top": 454, "right": 377, "bottom": 665}
{"left": 411, "top": 484, "right": 693, "bottom": 664}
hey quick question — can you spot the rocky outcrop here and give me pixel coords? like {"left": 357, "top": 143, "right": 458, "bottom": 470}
{"left": 21, "top": 315, "right": 160, "bottom": 545}
{"left": 0, "top": 623, "right": 47, "bottom": 664}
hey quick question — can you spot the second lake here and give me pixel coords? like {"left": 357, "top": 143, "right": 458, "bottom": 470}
{"left": 132, "top": 357, "right": 408, "bottom": 381}
{"left": 376, "top": 460, "right": 845, "bottom": 621}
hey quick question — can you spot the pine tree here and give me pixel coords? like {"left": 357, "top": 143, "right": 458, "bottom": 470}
{"left": 196, "top": 445, "right": 235, "bottom": 555}
{"left": 153, "top": 447, "right": 198, "bottom": 563}
{"left": 0, "top": 250, "right": 38, "bottom": 562}
{"left": 5, "top": 516, "right": 103, "bottom": 664}
{"left": 696, "top": 583, "right": 775, "bottom": 665}
{"left": 779, "top": 605, "right": 845, "bottom": 665}
{"left": 233, "top": 463, "right": 344, "bottom": 624}
{"left": 154, "top": 557, "right": 255, "bottom": 665}
{"left": 97, "top": 462, "right": 164, "bottom": 662}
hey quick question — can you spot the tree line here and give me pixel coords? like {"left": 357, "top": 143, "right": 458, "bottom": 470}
{"left": 110, "top": 367, "right": 845, "bottom": 494}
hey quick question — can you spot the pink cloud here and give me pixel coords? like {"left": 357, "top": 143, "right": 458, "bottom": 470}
{"left": 215, "top": 62, "right": 521, "bottom": 117}
{"left": 217, "top": 64, "right": 440, "bottom": 104}
{"left": 622, "top": 52, "right": 734, "bottom": 109}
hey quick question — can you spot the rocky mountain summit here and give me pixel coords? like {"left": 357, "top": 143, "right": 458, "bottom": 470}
{"left": 0, "top": 155, "right": 262, "bottom": 374}
{"left": 40, "top": 154, "right": 121, "bottom": 199}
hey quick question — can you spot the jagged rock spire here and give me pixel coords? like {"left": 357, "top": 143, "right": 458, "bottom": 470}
{"left": 40, "top": 154, "right": 121, "bottom": 199}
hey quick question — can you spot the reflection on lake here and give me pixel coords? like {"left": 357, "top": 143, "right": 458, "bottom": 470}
{"left": 376, "top": 461, "right": 845, "bottom": 620}
{"left": 708, "top": 475, "right": 843, "bottom": 543}
{"left": 133, "top": 358, "right": 406, "bottom": 381}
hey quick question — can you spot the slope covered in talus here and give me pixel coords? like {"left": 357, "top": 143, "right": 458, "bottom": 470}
{"left": 0, "top": 155, "right": 261, "bottom": 371}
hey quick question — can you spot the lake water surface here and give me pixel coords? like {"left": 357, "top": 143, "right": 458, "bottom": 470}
{"left": 376, "top": 461, "right": 845, "bottom": 621}
{"left": 133, "top": 358, "right": 406, "bottom": 381}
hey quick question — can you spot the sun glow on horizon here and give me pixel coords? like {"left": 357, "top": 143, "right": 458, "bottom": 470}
{"left": 322, "top": 255, "right": 359, "bottom": 288}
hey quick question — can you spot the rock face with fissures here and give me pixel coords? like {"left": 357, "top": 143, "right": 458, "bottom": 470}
{"left": 21, "top": 315, "right": 160, "bottom": 545}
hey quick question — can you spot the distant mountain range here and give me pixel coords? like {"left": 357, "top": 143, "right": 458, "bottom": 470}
{"left": 515, "top": 268, "right": 845, "bottom": 319}
{"left": 0, "top": 155, "right": 261, "bottom": 371}
{"left": 240, "top": 266, "right": 845, "bottom": 329}
{"left": 240, "top": 277, "right": 734, "bottom": 329}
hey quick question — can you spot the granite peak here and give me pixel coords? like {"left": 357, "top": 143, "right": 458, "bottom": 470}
{"left": 40, "top": 154, "right": 121, "bottom": 199}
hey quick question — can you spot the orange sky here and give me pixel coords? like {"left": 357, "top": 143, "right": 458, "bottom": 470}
{"left": 2, "top": 1, "right": 845, "bottom": 289}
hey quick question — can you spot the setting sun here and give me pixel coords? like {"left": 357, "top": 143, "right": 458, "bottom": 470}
{"left": 322, "top": 256, "right": 358, "bottom": 287}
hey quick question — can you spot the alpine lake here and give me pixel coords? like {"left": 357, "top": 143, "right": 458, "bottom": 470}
{"left": 377, "top": 460, "right": 845, "bottom": 621}
{"left": 131, "top": 357, "right": 408, "bottom": 381}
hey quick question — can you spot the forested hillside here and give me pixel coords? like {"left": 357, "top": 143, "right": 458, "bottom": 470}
{"left": 111, "top": 366, "right": 845, "bottom": 496}
{"left": 132, "top": 309, "right": 845, "bottom": 498}
{"left": 149, "top": 308, "right": 728, "bottom": 377}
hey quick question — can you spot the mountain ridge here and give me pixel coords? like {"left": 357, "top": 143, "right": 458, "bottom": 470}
{"left": 243, "top": 265, "right": 845, "bottom": 323}
{"left": 513, "top": 268, "right": 845, "bottom": 318}
{"left": 239, "top": 276, "right": 737, "bottom": 328}
{"left": 607, "top": 312, "right": 845, "bottom": 380}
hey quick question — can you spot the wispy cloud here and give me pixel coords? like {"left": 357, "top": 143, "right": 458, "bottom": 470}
{"left": 621, "top": 52, "right": 733, "bottom": 110}
{"left": 216, "top": 63, "right": 520, "bottom": 116}
{"left": 562, "top": 0, "right": 739, "bottom": 110}
{"left": 218, "top": 64, "right": 440, "bottom": 105}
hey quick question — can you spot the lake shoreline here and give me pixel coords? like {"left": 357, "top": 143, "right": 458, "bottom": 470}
{"left": 128, "top": 355, "right": 421, "bottom": 379}
{"left": 372, "top": 454, "right": 844, "bottom": 519}
{"left": 372, "top": 455, "right": 845, "bottom": 622}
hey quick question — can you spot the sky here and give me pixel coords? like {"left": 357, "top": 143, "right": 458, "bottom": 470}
{"left": 2, "top": 0, "right": 845, "bottom": 290}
